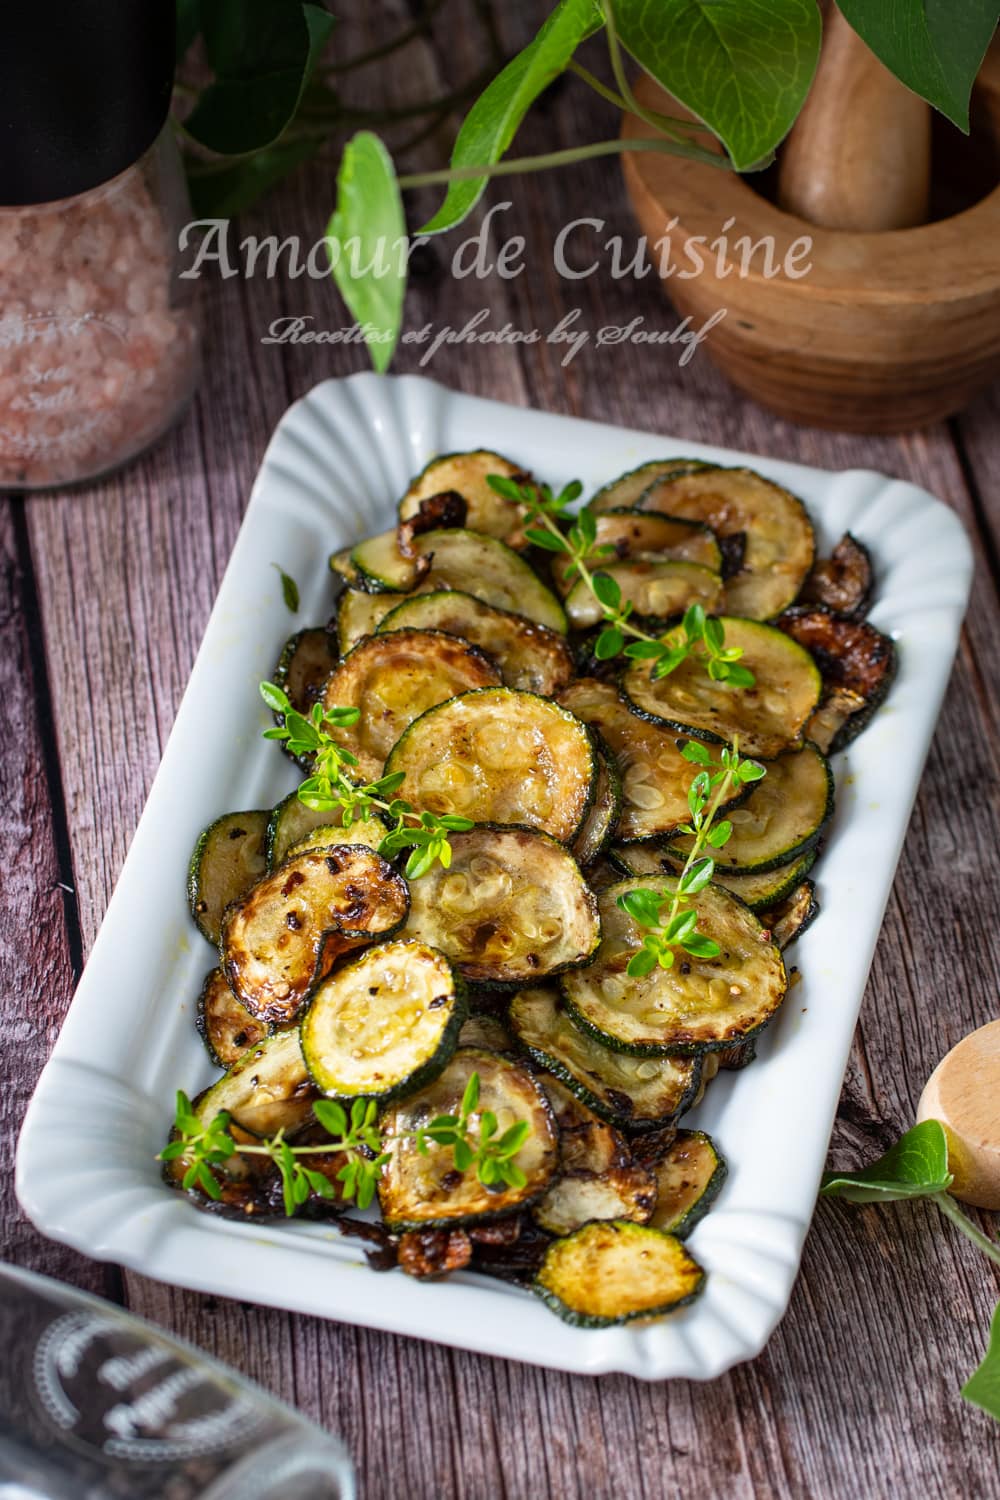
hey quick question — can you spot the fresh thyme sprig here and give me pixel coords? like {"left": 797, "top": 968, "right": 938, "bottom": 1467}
{"left": 259, "top": 683, "right": 473, "bottom": 878}
{"left": 160, "top": 1072, "right": 531, "bottom": 1214}
{"left": 414, "top": 1069, "right": 530, "bottom": 1190}
{"left": 616, "top": 738, "right": 765, "bottom": 977}
{"left": 486, "top": 474, "right": 755, "bottom": 687}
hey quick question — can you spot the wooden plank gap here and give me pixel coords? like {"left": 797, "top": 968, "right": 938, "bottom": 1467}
{"left": 10, "top": 502, "right": 85, "bottom": 984}
{"left": 948, "top": 415, "right": 1000, "bottom": 601}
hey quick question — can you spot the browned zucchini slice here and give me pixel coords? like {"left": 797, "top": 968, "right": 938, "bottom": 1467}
{"left": 588, "top": 459, "right": 713, "bottom": 513}
{"left": 458, "top": 1012, "right": 514, "bottom": 1053}
{"left": 338, "top": 527, "right": 567, "bottom": 634}
{"left": 666, "top": 743, "right": 833, "bottom": 874}
{"left": 554, "top": 510, "right": 722, "bottom": 590}
{"left": 349, "top": 528, "right": 568, "bottom": 632}
{"left": 417, "top": 530, "right": 567, "bottom": 630}
{"left": 760, "top": 879, "right": 820, "bottom": 950}
{"left": 561, "top": 879, "right": 787, "bottom": 1055}
{"left": 397, "top": 489, "right": 468, "bottom": 552}
{"left": 612, "top": 843, "right": 818, "bottom": 913}
{"left": 637, "top": 467, "right": 815, "bottom": 619}
{"left": 621, "top": 617, "right": 822, "bottom": 761}
{"left": 386, "top": 688, "right": 597, "bottom": 843}
{"left": 266, "top": 790, "right": 386, "bottom": 870}
{"left": 335, "top": 587, "right": 411, "bottom": 652}
{"left": 192, "top": 1027, "right": 316, "bottom": 1140}
{"left": 399, "top": 450, "right": 533, "bottom": 547}
{"left": 320, "top": 629, "right": 501, "bottom": 781}
{"left": 804, "top": 686, "right": 868, "bottom": 755}
{"left": 800, "top": 533, "right": 874, "bottom": 619}
{"left": 300, "top": 939, "right": 466, "bottom": 1101}
{"left": 533, "top": 1164, "right": 657, "bottom": 1236}
{"left": 273, "top": 627, "right": 338, "bottom": 716}
{"left": 717, "top": 1039, "right": 757, "bottom": 1070}
{"left": 508, "top": 986, "right": 702, "bottom": 1130}
{"left": 188, "top": 810, "right": 270, "bottom": 946}
{"left": 221, "top": 845, "right": 409, "bottom": 1024}
{"left": 534, "top": 1219, "right": 704, "bottom": 1326}
{"left": 558, "top": 679, "right": 747, "bottom": 842}
{"left": 196, "top": 966, "right": 269, "bottom": 1068}
{"left": 648, "top": 1130, "right": 727, "bottom": 1237}
{"left": 564, "top": 560, "right": 721, "bottom": 629}
{"left": 349, "top": 528, "right": 426, "bottom": 592}
{"left": 584, "top": 854, "right": 625, "bottom": 892}
{"left": 571, "top": 742, "right": 622, "bottom": 867}
{"left": 378, "top": 1047, "right": 558, "bottom": 1230}
{"left": 777, "top": 606, "right": 896, "bottom": 752}
{"left": 375, "top": 589, "right": 575, "bottom": 695}
{"left": 330, "top": 543, "right": 362, "bottom": 588}
{"left": 538, "top": 1075, "right": 630, "bottom": 1174}
{"left": 402, "top": 827, "right": 600, "bottom": 984}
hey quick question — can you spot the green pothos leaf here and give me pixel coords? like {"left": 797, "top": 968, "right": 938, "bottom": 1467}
{"left": 614, "top": 0, "right": 822, "bottom": 170}
{"left": 419, "top": 0, "right": 602, "bottom": 234}
{"left": 820, "top": 1120, "right": 954, "bottom": 1203}
{"left": 186, "top": 0, "right": 335, "bottom": 155}
{"left": 835, "top": 0, "right": 997, "bottom": 132}
{"left": 326, "top": 132, "right": 407, "bottom": 372}
{"left": 188, "top": 138, "right": 324, "bottom": 219}
{"left": 962, "top": 1300, "right": 1000, "bottom": 1422}
{"left": 176, "top": 0, "right": 202, "bottom": 64}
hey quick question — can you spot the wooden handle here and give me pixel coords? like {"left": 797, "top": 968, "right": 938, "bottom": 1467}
{"left": 777, "top": 8, "right": 931, "bottom": 231}
{"left": 917, "top": 1019, "right": 1000, "bottom": 1209}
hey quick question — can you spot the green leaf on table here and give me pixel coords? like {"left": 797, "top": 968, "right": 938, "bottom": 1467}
{"left": 962, "top": 1300, "right": 1000, "bottom": 1422}
{"left": 835, "top": 0, "right": 997, "bottom": 132}
{"left": 820, "top": 1119, "right": 954, "bottom": 1202}
{"left": 185, "top": 0, "right": 334, "bottom": 155}
{"left": 419, "top": 0, "right": 602, "bottom": 234}
{"left": 326, "top": 132, "right": 407, "bottom": 373}
{"left": 614, "top": 0, "right": 822, "bottom": 170}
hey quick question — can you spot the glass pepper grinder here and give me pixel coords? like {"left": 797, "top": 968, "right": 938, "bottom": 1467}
{"left": 0, "top": 2, "right": 202, "bottom": 491}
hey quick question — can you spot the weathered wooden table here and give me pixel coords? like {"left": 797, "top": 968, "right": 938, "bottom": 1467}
{"left": 3, "top": 7, "right": 1000, "bottom": 1496}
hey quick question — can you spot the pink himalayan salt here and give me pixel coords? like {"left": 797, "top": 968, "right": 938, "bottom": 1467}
{"left": 0, "top": 135, "right": 200, "bottom": 490}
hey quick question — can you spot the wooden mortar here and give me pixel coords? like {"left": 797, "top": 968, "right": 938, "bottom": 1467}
{"left": 621, "top": 46, "right": 1000, "bottom": 432}
{"left": 917, "top": 1019, "right": 1000, "bottom": 1210}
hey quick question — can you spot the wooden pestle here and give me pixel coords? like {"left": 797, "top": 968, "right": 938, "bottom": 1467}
{"left": 778, "top": 7, "right": 931, "bottom": 231}
{"left": 917, "top": 1020, "right": 1000, "bottom": 1210}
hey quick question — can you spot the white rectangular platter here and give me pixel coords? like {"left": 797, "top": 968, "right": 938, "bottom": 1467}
{"left": 17, "top": 374, "right": 973, "bottom": 1380}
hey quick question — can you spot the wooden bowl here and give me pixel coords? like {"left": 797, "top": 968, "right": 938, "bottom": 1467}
{"left": 622, "top": 58, "right": 1000, "bottom": 432}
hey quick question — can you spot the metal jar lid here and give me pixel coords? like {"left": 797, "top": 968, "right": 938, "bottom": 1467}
{"left": 0, "top": 0, "right": 175, "bottom": 206}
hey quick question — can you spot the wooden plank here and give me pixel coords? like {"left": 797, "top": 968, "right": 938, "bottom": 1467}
{"left": 0, "top": 500, "right": 108, "bottom": 1294}
{"left": 954, "top": 387, "right": 1000, "bottom": 577}
{"left": 12, "top": 3, "right": 1000, "bottom": 1496}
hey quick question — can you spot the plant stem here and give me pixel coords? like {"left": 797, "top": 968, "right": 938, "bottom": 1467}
{"left": 322, "top": 0, "right": 448, "bottom": 75}
{"left": 935, "top": 1192, "right": 1000, "bottom": 1272}
{"left": 567, "top": 60, "right": 710, "bottom": 136}
{"left": 397, "top": 133, "right": 727, "bottom": 189}
{"left": 530, "top": 507, "right": 667, "bottom": 653}
{"left": 566, "top": 60, "right": 630, "bottom": 111}
{"left": 238, "top": 1140, "right": 358, "bottom": 1158}
{"left": 661, "top": 751, "right": 739, "bottom": 932}
{"left": 603, "top": 0, "right": 709, "bottom": 150}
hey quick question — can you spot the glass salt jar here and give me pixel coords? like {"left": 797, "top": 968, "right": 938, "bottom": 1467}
{"left": 0, "top": 2, "right": 201, "bottom": 491}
